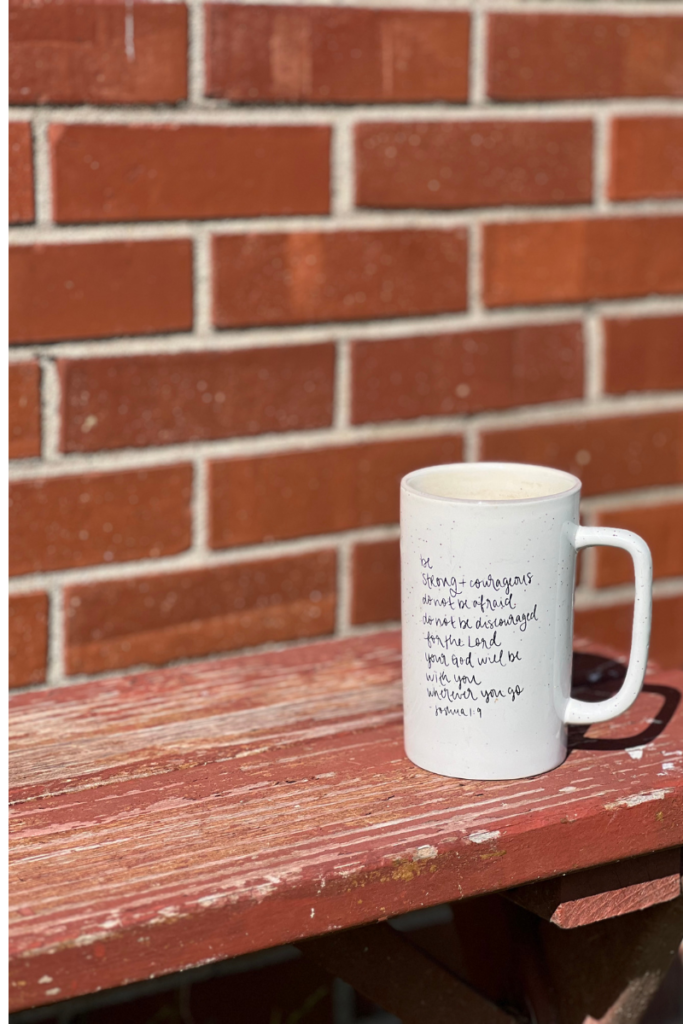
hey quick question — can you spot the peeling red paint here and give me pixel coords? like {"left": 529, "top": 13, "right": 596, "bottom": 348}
{"left": 9, "top": 632, "right": 683, "bottom": 1012}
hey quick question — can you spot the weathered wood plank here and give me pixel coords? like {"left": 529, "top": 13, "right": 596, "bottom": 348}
{"left": 506, "top": 847, "right": 682, "bottom": 928}
{"left": 9, "top": 632, "right": 683, "bottom": 1011}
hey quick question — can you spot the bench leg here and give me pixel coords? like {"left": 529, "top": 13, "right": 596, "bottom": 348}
{"left": 537, "top": 894, "right": 683, "bottom": 1024}
{"left": 295, "top": 920, "right": 518, "bottom": 1024}
{"left": 438, "top": 894, "right": 683, "bottom": 1024}
{"left": 434, "top": 893, "right": 683, "bottom": 1024}
{"left": 298, "top": 893, "right": 682, "bottom": 1024}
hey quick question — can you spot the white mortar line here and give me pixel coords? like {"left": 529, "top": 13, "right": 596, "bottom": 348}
{"left": 191, "top": 458, "right": 209, "bottom": 554}
{"left": 7, "top": 523, "right": 403, "bottom": 594}
{"left": 10, "top": 389, "right": 683, "bottom": 480}
{"left": 7, "top": 395, "right": 683, "bottom": 479}
{"left": 94, "top": 0, "right": 683, "bottom": 15}
{"left": 31, "top": 112, "right": 52, "bottom": 226}
{"left": 331, "top": 116, "right": 355, "bottom": 217}
{"left": 9, "top": 199, "right": 683, "bottom": 247}
{"left": 11, "top": 98, "right": 683, "bottom": 126}
{"left": 40, "top": 357, "right": 62, "bottom": 462}
{"left": 469, "top": 4, "right": 488, "bottom": 108}
{"left": 594, "top": 299, "right": 683, "bottom": 321}
{"left": 7, "top": 295, "right": 683, "bottom": 359}
{"left": 582, "top": 483, "right": 683, "bottom": 513}
{"left": 482, "top": 1, "right": 683, "bottom": 13}
{"left": 584, "top": 313, "right": 604, "bottom": 402}
{"left": 187, "top": 0, "right": 206, "bottom": 108}
{"left": 45, "top": 583, "right": 65, "bottom": 687}
{"left": 8, "top": 407, "right": 683, "bottom": 479}
{"left": 467, "top": 220, "right": 483, "bottom": 317}
{"left": 471, "top": 390, "right": 683, "bottom": 429}
{"left": 575, "top": 575, "right": 683, "bottom": 610}
{"left": 193, "top": 230, "right": 211, "bottom": 337}
{"left": 333, "top": 338, "right": 352, "bottom": 430}
{"left": 463, "top": 424, "right": 480, "bottom": 462}
{"left": 593, "top": 110, "right": 611, "bottom": 212}
{"left": 335, "top": 539, "right": 354, "bottom": 636}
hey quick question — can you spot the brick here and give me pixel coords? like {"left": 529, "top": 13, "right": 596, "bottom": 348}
{"left": 10, "top": 464, "right": 192, "bottom": 576}
{"left": 60, "top": 344, "right": 335, "bottom": 453}
{"left": 213, "top": 230, "right": 467, "bottom": 329}
{"left": 210, "top": 435, "right": 463, "bottom": 549}
{"left": 575, "top": 595, "right": 683, "bottom": 670}
{"left": 9, "top": 0, "right": 187, "bottom": 105}
{"left": 488, "top": 14, "right": 683, "bottom": 101}
{"left": 65, "top": 550, "right": 336, "bottom": 675}
{"left": 9, "top": 362, "right": 41, "bottom": 460}
{"left": 205, "top": 5, "right": 469, "bottom": 103}
{"left": 9, "top": 122, "right": 34, "bottom": 224}
{"left": 604, "top": 316, "right": 683, "bottom": 394}
{"left": 483, "top": 217, "right": 683, "bottom": 308}
{"left": 351, "top": 322, "right": 584, "bottom": 424}
{"left": 9, "top": 592, "right": 48, "bottom": 688}
{"left": 356, "top": 120, "right": 592, "bottom": 210}
{"left": 610, "top": 117, "right": 683, "bottom": 200}
{"left": 51, "top": 124, "right": 330, "bottom": 223}
{"left": 351, "top": 539, "right": 400, "bottom": 625}
{"left": 481, "top": 411, "right": 683, "bottom": 497}
{"left": 9, "top": 240, "right": 193, "bottom": 345}
{"left": 594, "top": 503, "right": 683, "bottom": 588}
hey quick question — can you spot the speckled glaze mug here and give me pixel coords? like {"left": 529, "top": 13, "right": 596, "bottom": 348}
{"left": 400, "top": 462, "right": 653, "bottom": 780}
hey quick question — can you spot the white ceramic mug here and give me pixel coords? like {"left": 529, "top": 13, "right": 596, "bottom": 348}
{"left": 400, "top": 462, "right": 653, "bottom": 780}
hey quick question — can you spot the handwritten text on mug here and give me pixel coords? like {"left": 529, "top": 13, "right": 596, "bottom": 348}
{"left": 419, "top": 554, "right": 537, "bottom": 719}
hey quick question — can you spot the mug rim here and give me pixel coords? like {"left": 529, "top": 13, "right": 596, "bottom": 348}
{"left": 401, "top": 461, "right": 582, "bottom": 505}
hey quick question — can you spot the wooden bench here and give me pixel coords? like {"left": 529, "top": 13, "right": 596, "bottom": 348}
{"left": 9, "top": 631, "right": 683, "bottom": 1023}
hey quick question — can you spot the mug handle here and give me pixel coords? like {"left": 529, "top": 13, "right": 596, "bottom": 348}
{"left": 564, "top": 526, "right": 653, "bottom": 726}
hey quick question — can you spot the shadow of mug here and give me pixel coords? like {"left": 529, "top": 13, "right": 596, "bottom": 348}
{"left": 569, "top": 652, "right": 680, "bottom": 752}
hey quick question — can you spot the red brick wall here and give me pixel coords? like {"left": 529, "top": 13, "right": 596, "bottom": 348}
{"left": 9, "top": 0, "right": 683, "bottom": 689}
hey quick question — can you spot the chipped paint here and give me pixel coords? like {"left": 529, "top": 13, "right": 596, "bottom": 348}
{"left": 413, "top": 845, "right": 437, "bottom": 860}
{"left": 605, "top": 789, "right": 671, "bottom": 810}
{"left": 468, "top": 830, "right": 501, "bottom": 844}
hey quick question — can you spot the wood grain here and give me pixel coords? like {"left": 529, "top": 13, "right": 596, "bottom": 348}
{"left": 9, "top": 632, "right": 683, "bottom": 1011}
